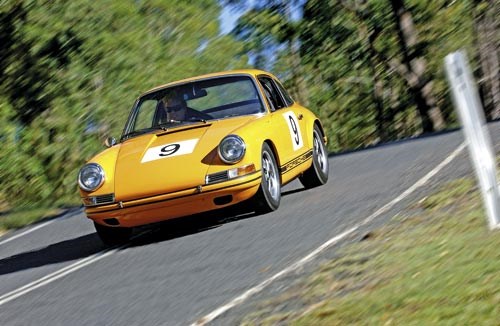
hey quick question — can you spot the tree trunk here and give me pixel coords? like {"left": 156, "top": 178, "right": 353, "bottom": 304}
{"left": 473, "top": 0, "right": 500, "bottom": 119}
{"left": 389, "top": 0, "right": 445, "bottom": 132}
{"left": 367, "top": 27, "right": 390, "bottom": 142}
{"left": 340, "top": 2, "right": 390, "bottom": 142}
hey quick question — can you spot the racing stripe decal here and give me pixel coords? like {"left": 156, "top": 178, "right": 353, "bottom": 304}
{"left": 280, "top": 150, "right": 313, "bottom": 174}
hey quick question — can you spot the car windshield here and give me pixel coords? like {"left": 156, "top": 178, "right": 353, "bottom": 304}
{"left": 122, "top": 75, "right": 264, "bottom": 140}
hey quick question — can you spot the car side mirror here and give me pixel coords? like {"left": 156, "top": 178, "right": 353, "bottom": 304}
{"left": 104, "top": 137, "right": 117, "bottom": 148}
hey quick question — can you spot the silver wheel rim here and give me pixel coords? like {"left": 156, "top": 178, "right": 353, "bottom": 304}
{"left": 262, "top": 151, "right": 279, "bottom": 200}
{"left": 313, "top": 131, "right": 328, "bottom": 175}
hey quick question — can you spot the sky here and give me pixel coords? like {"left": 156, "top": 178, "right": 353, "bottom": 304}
{"left": 218, "top": 1, "right": 304, "bottom": 35}
{"left": 218, "top": 3, "right": 244, "bottom": 35}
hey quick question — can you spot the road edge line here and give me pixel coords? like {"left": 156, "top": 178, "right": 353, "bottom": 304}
{"left": 0, "top": 230, "right": 150, "bottom": 307}
{"left": 0, "top": 220, "right": 56, "bottom": 247}
{"left": 192, "top": 142, "right": 466, "bottom": 325}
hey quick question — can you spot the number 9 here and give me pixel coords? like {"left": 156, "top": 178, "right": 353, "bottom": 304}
{"left": 289, "top": 116, "right": 299, "bottom": 145}
{"left": 159, "top": 144, "right": 180, "bottom": 156}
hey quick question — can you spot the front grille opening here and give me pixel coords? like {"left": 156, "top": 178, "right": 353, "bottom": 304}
{"left": 206, "top": 171, "right": 229, "bottom": 184}
{"left": 95, "top": 193, "right": 115, "bottom": 204}
{"left": 103, "top": 218, "right": 120, "bottom": 226}
{"left": 83, "top": 193, "right": 115, "bottom": 207}
{"left": 214, "top": 195, "right": 232, "bottom": 206}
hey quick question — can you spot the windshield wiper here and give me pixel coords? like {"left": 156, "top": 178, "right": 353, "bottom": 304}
{"left": 122, "top": 119, "right": 207, "bottom": 141}
{"left": 187, "top": 118, "right": 207, "bottom": 123}
{"left": 160, "top": 118, "right": 207, "bottom": 125}
{"left": 121, "top": 129, "right": 150, "bottom": 140}
{"left": 121, "top": 125, "right": 168, "bottom": 140}
{"left": 161, "top": 119, "right": 183, "bottom": 124}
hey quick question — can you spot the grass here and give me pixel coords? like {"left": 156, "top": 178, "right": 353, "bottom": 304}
{"left": 0, "top": 207, "right": 64, "bottom": 236}
{"left": 1, "top": 177, "right": 498, "bottom": 324}
{"left": 241, "top": 178, "right": 500, "bottom": 325}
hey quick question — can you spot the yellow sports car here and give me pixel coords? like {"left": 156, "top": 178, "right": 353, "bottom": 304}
{"left": 78, "top": 69, "right": 329, "bottom": 244}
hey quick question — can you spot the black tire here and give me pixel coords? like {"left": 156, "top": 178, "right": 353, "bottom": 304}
{"left": 94, "top": 222, "right": 132, "bottom": 246}
{"left": 299, "top": 125, "right": 329, "bottom": 188}
{"left": 253, "top": 143, "right": 281, "bottom": 213}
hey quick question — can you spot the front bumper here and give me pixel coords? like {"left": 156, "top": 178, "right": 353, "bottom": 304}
{"left": 85, "top": 172, "right": 261, "bottom": 228}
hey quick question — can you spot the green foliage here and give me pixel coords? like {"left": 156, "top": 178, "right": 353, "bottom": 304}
{"left": 0, "top": 0, "right": 494, "bottom": 211}
{"left": 0, "top": 207, "right": 63, "bottom": 233}
{"left": 232, "top": 0, "right": 487, "bottom": 150}
{"left": 0, "top": 0, "right": 248, "bottom": 209}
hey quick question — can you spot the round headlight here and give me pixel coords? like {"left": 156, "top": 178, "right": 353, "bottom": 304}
{"left": 218, "top": 135, "right": 246, "bottom": 164}
{"left": 78, "top": 163, "right": 105, "bottom": 192}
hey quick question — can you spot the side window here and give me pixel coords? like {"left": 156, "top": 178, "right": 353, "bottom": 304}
{"left": 258, "top": 77, "right": 286, "bottom": 111}
{"left": 274, "top": 80, "right": 294, "bottom": 106}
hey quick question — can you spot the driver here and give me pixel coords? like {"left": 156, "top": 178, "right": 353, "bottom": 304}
{"left": 161, "top": 92, "right": 209, "bottom": 121}
{"left": 162, "top": 93, "right": 189, "bottom": 121}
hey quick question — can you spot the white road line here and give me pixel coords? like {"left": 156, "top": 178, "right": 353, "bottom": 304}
{"left": 192, "top": 142, "right": 467, "bottom": 325}
{"left": 0, "top": 230, "right": 147, "bottom": 307}
{"left": 0, "top": 245, "right": 124, "bottom": 306}
{"left": 0, "top": 220, "right": 56, "bottom": 246}
{"left": 0, "top": 142, "right": 467, "bottom": 312}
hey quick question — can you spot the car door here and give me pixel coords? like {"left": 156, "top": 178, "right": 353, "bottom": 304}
{"left": 257, "top": 75, "right": 308, "bottom": 181}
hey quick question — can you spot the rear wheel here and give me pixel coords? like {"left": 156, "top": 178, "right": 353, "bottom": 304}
{"left": 94, "top": 222, "right": 132, "bottom": 246}
{"left": 299, "top": 125, "right": 329, "bottom": 188}
{"left": 253, "top": 143, "right": 281, "bottom": 213}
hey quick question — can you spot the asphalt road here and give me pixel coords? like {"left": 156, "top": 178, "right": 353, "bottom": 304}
{"left": 1, "top": 122, "right": 499, "bottom": 325}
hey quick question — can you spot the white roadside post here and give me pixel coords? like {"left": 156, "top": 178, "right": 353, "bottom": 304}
{"left": 445, "top": 50, "right": 500, "bottom": 230}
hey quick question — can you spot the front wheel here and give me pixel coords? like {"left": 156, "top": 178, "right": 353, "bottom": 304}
{"left": 299, "top": 125, "right": 329, "bottom": 188}
{"left": 94, "top": 222, "right": 132, "bottom": 246}
{"left": 253, "top": 143, "right": 281, "bottom": 213}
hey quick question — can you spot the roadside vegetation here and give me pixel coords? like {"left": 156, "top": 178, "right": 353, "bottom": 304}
{"left": 240, "top": 178, "right": 500, "bottom": 325}
{"left": 0, "top": 1, "right": 497, "bottom": 227}
{"left": 0, "top": 4, "right": 497, "bottom": 323}
{"left": 0, "top": 207, "right": 64, "bottom": 236}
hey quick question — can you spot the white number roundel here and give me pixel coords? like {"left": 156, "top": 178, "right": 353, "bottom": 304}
{"left": 283, "top": 112, "right": 303, "bottom": 151}
{"left": 141, "top": 139, "right": 198, "bottom": 163}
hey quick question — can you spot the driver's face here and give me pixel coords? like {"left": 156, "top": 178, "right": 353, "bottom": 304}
{"left": 165, "top": 98, "right": 186, "bottom": 120}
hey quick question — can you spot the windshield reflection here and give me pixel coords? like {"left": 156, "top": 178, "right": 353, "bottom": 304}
{"left": 122, "top": 75, "right": 264, "bottom": 140}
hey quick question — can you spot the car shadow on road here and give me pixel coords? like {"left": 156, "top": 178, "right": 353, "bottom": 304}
{"left": 129, "top": 186, "right": 311, "bottom": 248}
{"left": 128, "top": 204, "right": 261, "bottom": 247}
{"left": 0, "top": 233, "right": 106, "bottom": 276}
{"left": 0, "top": 189, "right": 308, "bottom": 274}
{"left": 281, "top": 187, "right": 307, "bottom": 197}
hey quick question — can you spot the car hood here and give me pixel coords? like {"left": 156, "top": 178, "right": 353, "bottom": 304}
{"left": 114, "top": 117, "right": 256, "bottom": 201}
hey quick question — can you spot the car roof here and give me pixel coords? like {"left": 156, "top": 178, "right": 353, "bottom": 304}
{"left": 140, "top": 69, "right": 276, "bottom": 97}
